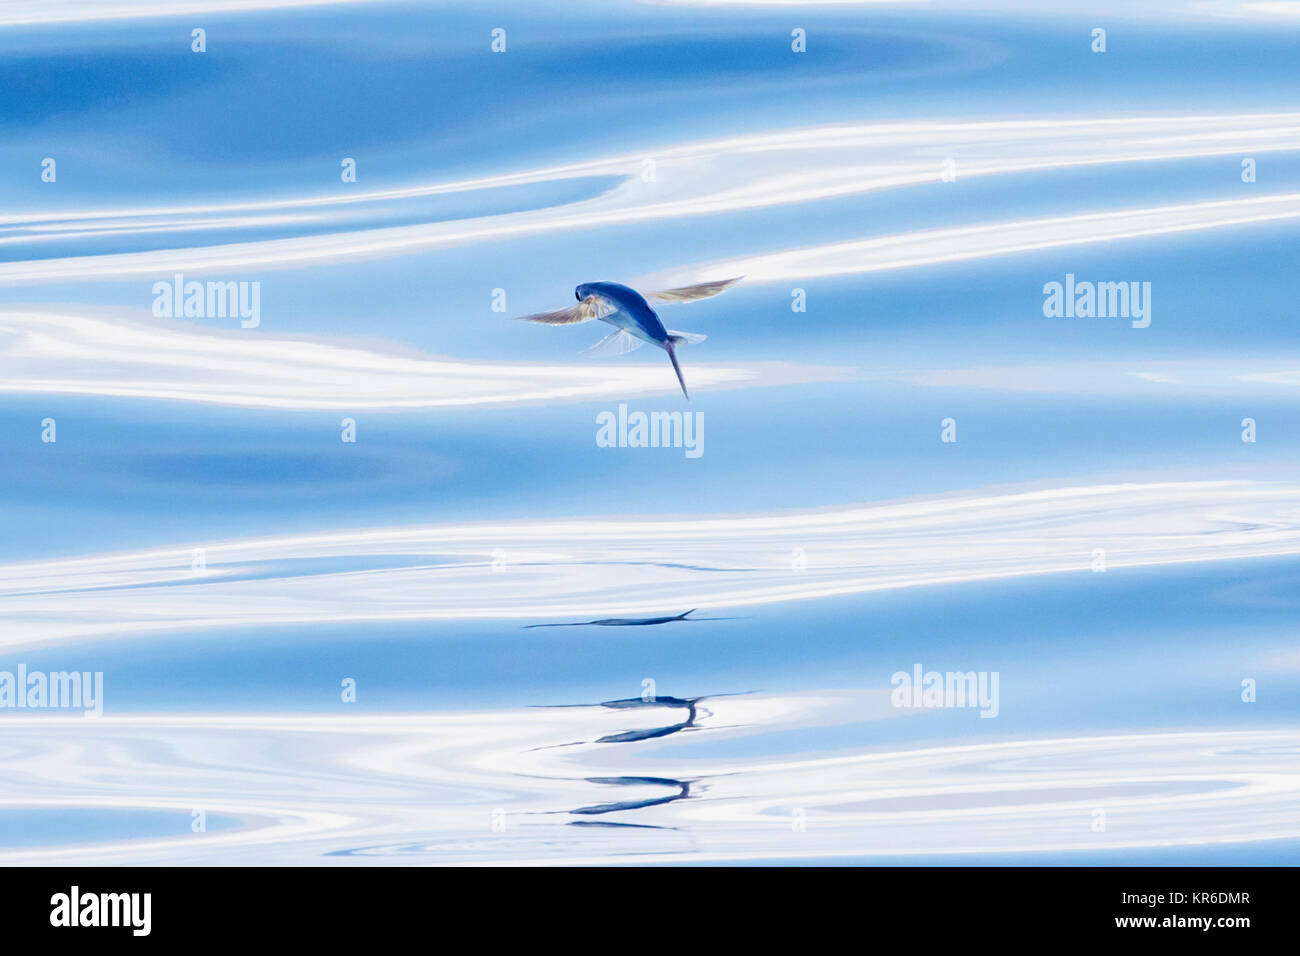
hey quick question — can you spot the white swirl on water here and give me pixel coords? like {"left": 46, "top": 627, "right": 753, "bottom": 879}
{"left": 0, "top": 306, "right": 837, "bottom": 408}
{"left": 648, "top": 192, "right": 1300, "bottom": 286}
{"left": 4, "top": 113, "right": 1300, "bottom": 282}
{"left": 2, "top": 479, "right": 1299, "bottom": 647}
{"left": 1, "top": 697, "right": 1296, "bottom": 864}
{"left": 0, "top": 0, "right": 387, "bottom": 27}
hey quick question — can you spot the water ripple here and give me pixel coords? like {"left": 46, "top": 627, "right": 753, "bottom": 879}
{"left": 2, "top": 699, "right": 1296, "bottom": 864}
{"left": 2, "top": 479, "right": 1298, "bottom": 648}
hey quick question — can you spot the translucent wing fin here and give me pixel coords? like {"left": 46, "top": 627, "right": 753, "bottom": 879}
{"left": 644, "top": 276, "right": 743, "bottom": 303}
{"left": 515, "top": 295, "right": 612, "bottom": 325}
{"left": 581, "top": 328, "right": 645, "bottom": 356}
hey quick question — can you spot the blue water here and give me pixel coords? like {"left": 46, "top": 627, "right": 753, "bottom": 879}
{"left": 0, "top": 809, "right": 239, "bottom": 849}
{"left": 2, "top": 0, "right": 1300, "bottom": 865}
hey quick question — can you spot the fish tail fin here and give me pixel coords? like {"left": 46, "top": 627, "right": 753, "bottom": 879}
{"left": 665, "top": 341, "right": 689, "bottom": 400}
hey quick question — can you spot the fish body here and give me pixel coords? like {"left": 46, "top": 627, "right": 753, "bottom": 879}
{"left": 513, "top": 276, "right": 743, "bottom": 399}
{"left": 575, "top": 280, "right": 691, "bottom": 397}
{"left": 575, "top": 281, "right": 671, "bottom": 348}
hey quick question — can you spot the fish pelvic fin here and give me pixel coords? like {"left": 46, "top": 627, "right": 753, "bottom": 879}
{"left": 666, "top": 330, "right": 706, "bottom": 345}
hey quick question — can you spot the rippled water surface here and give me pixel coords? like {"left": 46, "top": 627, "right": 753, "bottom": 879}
{"left": 2, "top": 0, "right": 1300, "bottom": 865}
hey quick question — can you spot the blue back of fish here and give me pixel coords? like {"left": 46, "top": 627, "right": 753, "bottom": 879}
{"left": 579, "top": 281, "right": 669, "bottom": 343}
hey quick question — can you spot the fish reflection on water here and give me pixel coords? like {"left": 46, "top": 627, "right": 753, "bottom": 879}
{"left": 536, "top": 694, "right": 719, "bottom": 744}
{"left": 525, "top": 610, "right": 702, "bottom": 628}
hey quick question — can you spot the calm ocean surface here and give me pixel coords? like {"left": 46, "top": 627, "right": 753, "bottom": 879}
{"left": 2, "top": 0, "right": 1299, "bottom": 864}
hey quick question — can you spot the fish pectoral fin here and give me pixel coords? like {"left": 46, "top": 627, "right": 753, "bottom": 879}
{"left": 581, "top": 328, "right": 645, "bottom": 356}
{"left": 666, "top": 329, "right": 706, "bottom": 345}
{"left": 644, "top": 276, "right": 743, "bottom": 303}
{"left": 515, "top": 294, "right": 611, "bottom": 325}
